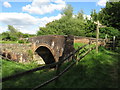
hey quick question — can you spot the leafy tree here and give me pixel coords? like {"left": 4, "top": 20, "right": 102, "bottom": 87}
{"left": 98, "top": 1, "right": 120, "bottom": 30}
{"left": 84, "top": 20, "right": 96, "bottom": 37}
{"left": 37, "top": 5, "right": 87, "bottom": 36}
{"left": 37, "top": 16, "right": 86, "bottom": 36}
{"left": 1, "top": 31, "right": 18, "bottom": 41}
{"left": 99, "top": 27, "right": 119, "bottom": 38}
{"left": 61, "top": 4, "right": 73, "bottom": 18}
{"left": 8, "top": 25, "right": 18, "bottom": 34}
{"left": 91, "top": 9, "right": 98, "bottom": 22}
{"left": 16, "top": 32, "right": 23, "bottom": 38}
{"left": 77, "top": 10, "right": 84, "bottom": 21}
{"left": 1, "top": 31, "right": 11, "bottom": 40}
{"left": 23, "top": 33, "right": 30, "bottom": 38}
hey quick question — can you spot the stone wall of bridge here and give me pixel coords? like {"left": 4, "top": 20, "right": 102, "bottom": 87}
{"left": 0, "top": 43, "right": 45, "bottom": 64}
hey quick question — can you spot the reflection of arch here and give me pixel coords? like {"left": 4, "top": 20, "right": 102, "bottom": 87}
{"left": 35, "top": 44, "right": 55, "bottom": 65}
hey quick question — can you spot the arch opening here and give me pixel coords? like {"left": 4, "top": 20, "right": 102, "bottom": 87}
{"left": 35, "top": 46, "right": 55, "bottom": 65}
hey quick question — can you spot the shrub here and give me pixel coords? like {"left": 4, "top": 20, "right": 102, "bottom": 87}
{"left": 99, "top": 27, "right": 119, "bottom": 39}
{"left": 18, "top": 40, "right": 25, "bottom": 43}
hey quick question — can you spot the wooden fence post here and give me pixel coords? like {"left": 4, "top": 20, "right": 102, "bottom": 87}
{"left": 89, "top": 39, "right": 91, "bottom": 49}
{"left": 55, "top": 63, "right": 61, "bottom": 85}
{"left": 103, "top": 34, "right": 107, "bottom": 46}
{"left": 105, "top": 34, "right": 108, "bottom": 41}
{"left": 113, "top": 36, "right": 116, "bottom": 50}
{"left": 55, "top": 57, "right": 62, "bottom": 85}
{"left": 96, "top": 21, "right": 100, "bottom": 53}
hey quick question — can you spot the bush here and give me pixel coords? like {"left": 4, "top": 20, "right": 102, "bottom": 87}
{"left": 99, "top": 27, "right": 120, "bottom": 39}
{"left": 18, "top": 40, "right": 25, "bottom": 43}
{"left": 10, "top": 36, "right": 18, "bottom": 41}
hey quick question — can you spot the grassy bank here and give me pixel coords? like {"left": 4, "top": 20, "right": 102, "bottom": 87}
{"left": 1, "top": 46, "right": 119, "bottom": 88}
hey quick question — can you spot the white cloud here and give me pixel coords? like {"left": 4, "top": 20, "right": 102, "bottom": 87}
{"left": 40, "top": 14, "right": 62, "bottom": 24}
{"left": 84, "top": 14, "right": 91, "bottom": 20}
{"left": 22, "top": 0, "right": 66, "bottom": 14}
{"left": 97, "top": 0, "right": 108, "bottom": 7}
{"left": 0, "top": 13, "right": 62, "bottom": 34}
{"left": 73, "top": 14, "right": 91, "bottom": 20}
{"left": 0, "top": 25, "right": 8, "bottom": 33}
{"left": 0, "top": 13, "right": 38, "bottom": 25}
{"left": 3, "top": 2, "right": 11, "bottom": 8}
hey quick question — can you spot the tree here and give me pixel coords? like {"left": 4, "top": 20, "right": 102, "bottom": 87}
{"left": 8, "top": 25, "right": 18, "bottom": 34}
{"left": 98, "top": 1, "right": 120, "bottom": 30}
{"left": 76, "top": 10, "right": 84, "bottom": 21}
{"left": 99, "top": 27, "right": 119, "bottom": 38}
{"left": 1, "top": 31, "right": 18, "bottom": 41}
{"left": 84, "top": 20, "right": 96, "bottom": 37}
{"left": 91, "top": 9, "right": 98, "bottom": 22}
{"left": 37, "top": 5, "right": 89, "bottom": 36}
{"left": 83, "top": 9, "right": 98, "bottom": 37}
{"left": 61, "top": 4, "right": 73, "bottom": 19}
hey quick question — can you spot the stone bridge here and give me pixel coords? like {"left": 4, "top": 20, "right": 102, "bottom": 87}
{"left": 1, "top": 35, "right": 106, "bottom": 65}
{"left": 28, "top": 35, "right": 74, "bottom": 64}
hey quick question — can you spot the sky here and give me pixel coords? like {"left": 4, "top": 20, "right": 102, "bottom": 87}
{"left": 0, "top": 0, "right": 108, "bottom": 34}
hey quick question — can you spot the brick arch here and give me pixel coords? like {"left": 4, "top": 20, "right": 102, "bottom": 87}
{"left": 34, "top": 43, "right": 55, "bottom": 56}
{"left": 35, "top": 43, "right": 56, "bottom": 64}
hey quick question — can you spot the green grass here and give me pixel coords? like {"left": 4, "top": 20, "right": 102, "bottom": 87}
{"left": 0, "top": 40, "right": 30, "bottom": 44}
{"left": 1, "top": 45, "right": 120, "bottom": 88}
{"left": 2, "top": 60, "right": 39, "bottom": 77}
{"left": 74, "top": 42, "right": 85, "bottom": 49}
{"left": 44, "top": 47, "right": 119, "bottom": 88}
{"left": 1, "top": 59, "right": 56, "bottom": 88}
{"left": 0, "top": 41, "right": 18, "bottom": 43}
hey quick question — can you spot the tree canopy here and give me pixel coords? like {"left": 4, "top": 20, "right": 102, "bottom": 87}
{"left": 98, "top": 1, "right": 120, "bottom": 30}
{"left": 37, "top": 5, "right": 92, "bottom": 37}
{"left": 8, "top": 25, "right": 18, "bottom": 34}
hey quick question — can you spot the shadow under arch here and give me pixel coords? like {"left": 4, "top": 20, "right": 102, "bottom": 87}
{"left": 35, "top": 46, "right": 55, "bottom": 65}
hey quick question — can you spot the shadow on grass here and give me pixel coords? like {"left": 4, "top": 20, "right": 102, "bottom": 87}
{"left": 2, "top": 68, "right": 56, "bottom": 88}
{"left": 46, "top": 47, "right": 119, "bottom": 88}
